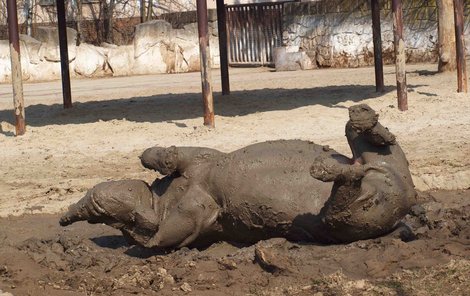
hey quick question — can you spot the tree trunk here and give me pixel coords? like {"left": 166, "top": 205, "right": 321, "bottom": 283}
{"left": 437, "top": 0, "right": 456, "bottom": 72}
{"left": 102, "top": 0, "right": 115, "bottom": 43}
{"left": 106, "top": 0, "right": 115, "bottom": 43}
{"left": 25, "top": 0, "right": 33, "bottom": 35}
{"left": 146, "top": 0, "right": 153, "bottom": 21}
{"left": 76, "top": 0, "right": 83, "bottom": 45}
{"left": 140, "top": 0, "right": 145, "bottom": 23}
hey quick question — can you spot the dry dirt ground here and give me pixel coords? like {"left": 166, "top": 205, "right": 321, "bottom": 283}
{"left": 0, "top": 64, "right": 469, "bottom": 295}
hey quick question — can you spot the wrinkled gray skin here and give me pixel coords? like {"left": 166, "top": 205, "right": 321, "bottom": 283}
{"left": 60, "top": 104, "right": 416, "bottom": 248}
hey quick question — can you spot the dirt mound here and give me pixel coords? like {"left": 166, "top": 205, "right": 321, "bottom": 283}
{"left": 0, "top": 190, "right": 469, "bottom": 295}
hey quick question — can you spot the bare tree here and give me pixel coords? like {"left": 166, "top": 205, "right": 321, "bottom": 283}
{"left": 437, "top": 0, "right": 456, "bottom": 72}
{"left": 75, "top": 0, "right": 83, "bottom": 44}
{"left": 146, "top": 0, "right": 153, "bottom": 21}
{"left": 104, "top": 0, "right": 116, "bottom": 42}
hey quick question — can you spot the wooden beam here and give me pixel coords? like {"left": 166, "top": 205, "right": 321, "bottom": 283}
{"left": 453, "top": 0, "right": 468, "bottom": 93}
{"left": 216, "top": 0, "right": 230, "bottom": 95}
{"left": 197, "top": 0, "right": 215, "bottom": 127}
{"left": 392, "top": 0, "right": 408, "bottom": 111}
{"left": 56, "top": 0, "right": 73, "bottom": 108}
{"left": 371, "top": 0, "right": 384, "bottom": 93}
{"left": 6, "top": 0, "right": 26, "bottom": 136}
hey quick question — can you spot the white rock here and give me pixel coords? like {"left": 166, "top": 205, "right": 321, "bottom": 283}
{"left": 74, "top": 43, "right": 109, "bottom": 77}
{"left": 0, "top": 39, "right": 31, "bottom": 82}
{"left": 28, "top": 60, "right": 62, "bottom": 81}
{"left": 33, "top": 26, "right": 77, "bottom": 62}
{"left": 0, "top": 289, "right": 14, "bottom": 296}
{"left": 132, "top": 43, "right": 168, "bottom": 75}
{"left": 107, "top": 45, "right": 134, "bottom": 76}
{"left": 19, "top": 34, "right": 42, "bottom": 64}
{"left": 134, "top": 20, "right": 173, "bottom": 59}
{"left": 0, "top": 40, "right": 12, "bottom": 82}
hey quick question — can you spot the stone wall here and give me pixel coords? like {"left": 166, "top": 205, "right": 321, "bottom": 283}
{"left": 282, "top": 0, "right": 470, "bottom": 68}
{"left": 0, "top": 20, "right": 220, "bottom": 83}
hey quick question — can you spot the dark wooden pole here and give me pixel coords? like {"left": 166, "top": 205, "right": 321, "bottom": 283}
{"left": 6, "top": 0, "right": 26, "bottom": 136}
{"left": 56, "top": 0, "right": 73, "bottom": 108}
{"left": 371, "top": 0, "right": 384, "bottom": 93}
{"left": 216, "top": 0, "right": 230, "bottom": 95}
{"left": 391, "top": 0, "right": 408, "bottom": 111}
{"left": 197, "top": 0, "right": 215, "bottom": 127}
{"left": 453, "top": 0, "right": 468, "bottom": 93}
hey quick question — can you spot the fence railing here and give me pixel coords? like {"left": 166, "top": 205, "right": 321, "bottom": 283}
{"left": 226, "top": 2, "right": 285, "bottom": 66}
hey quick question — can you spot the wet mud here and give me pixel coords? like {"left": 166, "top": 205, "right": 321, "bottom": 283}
{"left": 0, "top": 189, "right": 468, "bottom": 295}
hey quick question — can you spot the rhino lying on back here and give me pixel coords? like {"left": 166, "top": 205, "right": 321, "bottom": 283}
{"left": 60, "top": 104, "right": 416, "bottom": 248}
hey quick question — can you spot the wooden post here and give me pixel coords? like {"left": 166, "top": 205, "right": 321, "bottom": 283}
{"left": 216, "top": 0, "right": 230, "bottom": 95}
{"left": 197, "top": 0, "right": 215, "bottom": 127}
{"left": 392, "top": 0, "right": 408, "bottom": 111}
{"left": 453, "top": 0, "right": 468, "bottom": 93}
{"left": 437, "top": 0, "right": 456, "bottom": 72}
{"left": 6, "top": 0, "right": 26, "bottom": 136}
{"left": 371, "top": 0, "right": 384, "bottom": 93}
{"left": 56, "top": 0, "right": 73, "bottom": 108}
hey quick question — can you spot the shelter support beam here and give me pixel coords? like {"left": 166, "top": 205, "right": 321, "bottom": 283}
{"left": 453, "top": 0, "right": 468, "bottom": 93}
{"left": 371, "top": 0, "right": 384, "bottom": 93}
{"left": 216, "top": 0, "right": 230, "bottom": 95}
{"left": 197, "top": 0, "right": 215, "bottom": 127}
{"left": 391, "top": 0, "right": 408, "bottom": 111}
{"left": 7, "top": 0, "right": 26, "bottom": 136}
{"left": 56, "top": 0, "right": 73, "bottom": 108}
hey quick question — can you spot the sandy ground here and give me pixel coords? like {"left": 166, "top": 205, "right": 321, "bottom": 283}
{"left": 0, "top": 64, "right": 469, "bottom": 295}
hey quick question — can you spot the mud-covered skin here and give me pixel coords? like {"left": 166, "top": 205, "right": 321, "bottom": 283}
{"left": 61, "top": 141, "right": 343, "bottom": 248}
{"left": 310, "top": 104, "right": 417, "bottom": 243}
{"left": 59, "top": 180, "right": 157, "bottom": 246}
{"left": 60, "top": 104, "right": 416, "bottom": 248}
{"left": 140, "top": 146, "right": 223, "bottom": 176}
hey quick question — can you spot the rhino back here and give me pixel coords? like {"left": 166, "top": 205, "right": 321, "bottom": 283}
{"left": 204, "top": 140, "right": 337, "bottom": 238}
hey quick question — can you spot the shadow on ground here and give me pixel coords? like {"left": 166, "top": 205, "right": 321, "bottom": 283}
{"left": 0, "top": 85, "right": 396, "bottom": 128}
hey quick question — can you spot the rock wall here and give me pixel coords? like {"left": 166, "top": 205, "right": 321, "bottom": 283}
{"left": 0, "top": 20, "right": 220, "bottom": 83}
{"left": 2, "top": 1, "right": 470, "bottom": 81}
{"left": 282, "top": 0, "right": 470, "bottom": 68}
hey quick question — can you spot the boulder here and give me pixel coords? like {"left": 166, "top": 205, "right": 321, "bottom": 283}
{"left": 132, "top": 43, "right": 168, "bottom": 75}
{"left": 0, "top": 39, "right": 31, "bottom": 82}
{"left": 175, "top": 23, "right": 200, "bottom": 71}
{"left": 19, "top": 34, "right": 42, "bottom": 64}
{"left": 107, "top": 45, "right": 135, "bottom": 76}
{"left": 160, "top": 42, "right": 188, "bottom": 73}
{"left": 0, "top": 41, "right": 10, "bottom": 82}
{"left": 134, "top": 20, "right": 173, "bottom": 58}
{"left": 273, "top": 47, "right": 314, "bottom": 71}
{"left": 33, "top": 26, "right": 77, "bottom": 62}
{"left": 74, "top": 43, "right": 110, "bottom": 77}
{"left": 28, "top": 60, "right": 63, "bottom": 81}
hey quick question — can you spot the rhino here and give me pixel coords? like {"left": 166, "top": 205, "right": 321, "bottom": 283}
{"left": 60, "top": 104, "right": 416, "bottom": 248}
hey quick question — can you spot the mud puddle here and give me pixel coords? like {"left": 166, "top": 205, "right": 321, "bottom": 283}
{"left": 0, "top": 190, "right": 469, "bottom": 296}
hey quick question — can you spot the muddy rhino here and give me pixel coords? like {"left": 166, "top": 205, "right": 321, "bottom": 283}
{"left": 60, "top": 104, "right": 416, "bottom": 248}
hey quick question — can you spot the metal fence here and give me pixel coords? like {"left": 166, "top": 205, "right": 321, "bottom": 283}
{"left": 225, "top": 2, "right": 285, "bottom": 66}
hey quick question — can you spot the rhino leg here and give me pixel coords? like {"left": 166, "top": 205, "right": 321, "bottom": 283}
{"left": 59, "top": 189, "right": 100, "bottom": 226}
{"left": 310, "top": 156, "right": 367, "bottom": 183}
{"left": 144, "top": 185, "right": 220, "bottom": 248}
